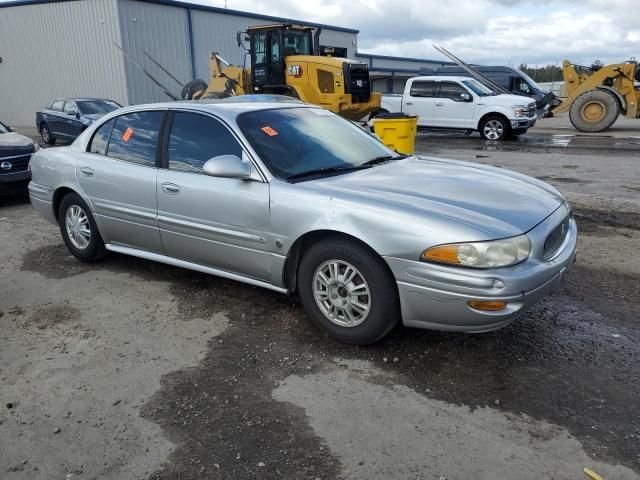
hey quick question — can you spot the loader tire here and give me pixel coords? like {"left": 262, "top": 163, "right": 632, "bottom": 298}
{"left": 569, "top": 90, "right": 620, "bottom": 133}
{"left": 181, "top": 79, "right": 208, "bottom": 100}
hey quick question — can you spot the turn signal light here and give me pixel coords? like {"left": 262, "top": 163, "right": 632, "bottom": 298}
{"left": 468, "top": 300, "right": 508, "bottom": 311}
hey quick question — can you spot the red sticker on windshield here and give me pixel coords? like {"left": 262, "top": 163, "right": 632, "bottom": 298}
{"left": 260, "top": 126, "right": 278, "bottom": 137}
{"left": 122, "top": 127, "right": 134, "bottom": 142}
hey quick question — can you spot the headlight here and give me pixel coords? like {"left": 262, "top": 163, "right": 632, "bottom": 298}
{"left": 421, "top": 235, "right": 531, "bottom": 268}
{"left": 512, "top": 105, "right": 528, "bottom": 117}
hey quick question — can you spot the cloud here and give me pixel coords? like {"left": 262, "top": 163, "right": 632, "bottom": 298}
{"left": 198, "top": 0, "right": 640, "bottom": 66}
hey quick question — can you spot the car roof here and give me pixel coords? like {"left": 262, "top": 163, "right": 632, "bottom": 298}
{"left": 52, "top": 98, "right": 118, "bottom": 102}
{"left": 115, "top": 100, "right": 315, "bottom": 115}
{"left": 437, "top": 65, "right": 518, "bottom": 73}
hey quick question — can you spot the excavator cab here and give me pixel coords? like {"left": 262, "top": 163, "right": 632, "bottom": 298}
{"left": 246, "top": 24, "right": 315, "bottom": 93}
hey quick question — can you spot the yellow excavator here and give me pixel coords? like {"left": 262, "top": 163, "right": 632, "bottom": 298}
{"left": 181, "top": 23, "right": 381, "bottom": 121}
{"left": 552, "top": 59, "right": 640, "bottom": 132}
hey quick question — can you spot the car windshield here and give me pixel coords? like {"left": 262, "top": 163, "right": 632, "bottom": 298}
{"left": 77, "top": 100, "right": 120, "bottom": 115}
{"left": 237, "top": 107, "right": 401, "bottom": 181}
{"left": 0, "top": 122, "right": 9, "bottom": 134}
{"left": 461, "top": 79, "right": 494, "bottom": 96}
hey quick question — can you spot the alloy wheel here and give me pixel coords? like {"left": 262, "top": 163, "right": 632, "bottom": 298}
{"left": 483, "top": 120, "right": 504, "bottom": 140}
{"left": 313, "top": 259, "right": 371, "bottom": 327}
{"left": 65, "top": 205, "right": 91, "bottom": 250}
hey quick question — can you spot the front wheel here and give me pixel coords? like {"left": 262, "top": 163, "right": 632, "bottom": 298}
{"left": 298, "top": 237, "right": 400, "bottom": 345}
{"left": 479, "top": 115, "right": 510, "bottom": 141}
{"left": 58, "top": 193, "right": 106, "bottom": 262}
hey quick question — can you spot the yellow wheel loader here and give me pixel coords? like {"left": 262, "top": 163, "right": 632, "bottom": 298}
{"left": 182, "top": 24, "right": 382, "bottom": 121}
{"left": 552, "top": 59, "right": 640, "bottom": 132}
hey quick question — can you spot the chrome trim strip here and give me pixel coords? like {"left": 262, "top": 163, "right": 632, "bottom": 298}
{"left": 0, "top": 153, "right": 32, "bottom": 161}
{"left": 0, "top": 170, "right": 30, "bottom": 176}
{"left": 157, "top": 214, "right": 266, "bottom": 244}
{"left": 94, "top": 202, "right": 157, "bottom": 221}
{"left": 105, "top": 244, "right": 287, "bottom": 294}
{"left": 403, "top": 265, "right": 501, "bottom": 290}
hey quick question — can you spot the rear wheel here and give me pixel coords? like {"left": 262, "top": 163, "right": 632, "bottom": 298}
{"left": 479, "top": 115, "right": 510, "bottom": 141}
{"left": 569, "top": 90, "right": 620, "bottom": 133}
{"left": 58, "top": 193, "right": 106, "bottom": 262}
{"left": 40, "top": 123, "right": 55, "bottom": 145}
{"left": 298, "top": 237, "right": 400, "bottom": 345}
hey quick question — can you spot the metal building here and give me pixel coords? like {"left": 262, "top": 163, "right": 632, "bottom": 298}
{"left": 0, "top": 0, "right": 452, "bottom": 126}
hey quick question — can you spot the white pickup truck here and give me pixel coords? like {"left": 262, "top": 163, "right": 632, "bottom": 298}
{"left": 380, "top": 76, "right": 537, "bottom": 140}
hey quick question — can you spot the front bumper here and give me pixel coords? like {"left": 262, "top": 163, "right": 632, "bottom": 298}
{"left": 510, "top": 117, "right": 536, "bottom": 129}
{"left": 0, "top": 170, "right": 31, "bottom": 194}
{"left": 384, "top": 204, "right": 577, "bottom": 332}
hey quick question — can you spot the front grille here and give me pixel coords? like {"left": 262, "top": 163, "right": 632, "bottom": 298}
{"left": 343, "top": 63, "right": 371, "bottom": 103}
{"left": 0, "top": 154, "right": 31, "bottom": 174}
{"left": 544, "top": 215, "right": 571, "bottom": 260}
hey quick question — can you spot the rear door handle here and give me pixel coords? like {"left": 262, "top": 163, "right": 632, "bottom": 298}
{"left": 435, "top": 103, "right": 444, "bottom": 107}
{"left": 161, "top": 182, "right": 180, "bottom": 195}
{"left": 79, "top": 167, "right": 94, "bottom": 177}
{"left": 405, "top": 102, "right": 413, "bottom": 106}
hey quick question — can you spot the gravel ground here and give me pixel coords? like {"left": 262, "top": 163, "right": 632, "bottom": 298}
{"left": 1, "top": 124, "right": 639, "bottom": 480}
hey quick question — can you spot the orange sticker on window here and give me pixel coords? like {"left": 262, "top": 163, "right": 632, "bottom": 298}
{"left": 260, "top": 126, "right": 278, "bottom": 137}
{"left": 122, "top": 127, "right": 134, "bottom": 142}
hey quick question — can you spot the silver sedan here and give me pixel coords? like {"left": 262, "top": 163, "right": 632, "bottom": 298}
{"left": 29, "top": 102, "right": 577, "bottom": 344}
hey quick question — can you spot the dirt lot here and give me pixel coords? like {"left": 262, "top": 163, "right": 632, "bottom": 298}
{"left": 1, "top": 119, "right": 640, "bottom": 480}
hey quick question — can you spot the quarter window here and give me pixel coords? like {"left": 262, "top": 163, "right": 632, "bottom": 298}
{"left": 88, "top": 118, "right": 114, "bottom": 156}
{"left": 410, "top": 81, "right": 436, "bottom": 98}
{"left": 106, "top": 111, "right": 164, "bottom": 167}
{"left": 168, "top": 112, "right": 243, "bottom": 173}
{"left": 438, "top": 82, "right": 468, "bottom": 101}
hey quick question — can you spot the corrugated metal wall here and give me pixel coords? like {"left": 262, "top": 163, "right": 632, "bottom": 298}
{"left": 117, "top": 0, "right": 192, "bottom": 105}
{"left": 0, "top": 0, "right": 128, "bottom": 126}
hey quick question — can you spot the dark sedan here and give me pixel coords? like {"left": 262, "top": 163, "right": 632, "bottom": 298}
{"left": 36, "top": 98, "right": 121, "bottom": 145}
{"left": 0, "top": 121, "right": 39, "bottom": 196}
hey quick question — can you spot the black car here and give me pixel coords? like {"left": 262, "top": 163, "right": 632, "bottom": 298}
{"left": 0, "top": 121, "right": 39, "bottom": 196}
{"left": 36, "top": 98, "right": 121, "bottom": 145}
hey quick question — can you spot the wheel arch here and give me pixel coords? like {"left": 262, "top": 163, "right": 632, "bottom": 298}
{"left": 52, "top": 186, "right": 92, "bottom": 223}
{"left": 282, "top": 229, "right": 391, "bottom": 293}
{"left": 476, "top": 110, "right": 510, "bottom": 131}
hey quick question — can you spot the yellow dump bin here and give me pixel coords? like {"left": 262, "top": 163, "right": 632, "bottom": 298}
{"left": 372, "top": 113, "right": 418, "bottom": 154}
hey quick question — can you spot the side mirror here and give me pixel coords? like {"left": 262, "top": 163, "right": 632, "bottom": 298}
{"left": 460, "top": 92, "right": 472, "bottom": 102}
{"left": 203, "top": 154, "right": 252, "bottom": 179}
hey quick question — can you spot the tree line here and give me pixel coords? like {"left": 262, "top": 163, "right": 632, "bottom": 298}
{"left": 518, "top": 64, "right": 564, "bottom": 82}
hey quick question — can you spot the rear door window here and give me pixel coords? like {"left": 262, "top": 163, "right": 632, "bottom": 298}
{"left": 106, "top": 111, "right": 164, "bottom": 167}
{"left": 51, "top": 100, "right": 64, "bottom": 111}
{"left": 63, "top": 102, "right": 77, "bottom": 115}
{"left": 410, "top": 81, "right": 436, "bottom": 98}
{"left": 167, "top": 112, "right": 243, "bottom": 173}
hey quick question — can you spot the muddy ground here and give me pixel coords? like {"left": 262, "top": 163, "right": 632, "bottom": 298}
{"left": 1, "top": 128, "right": 639, "bottom": 480}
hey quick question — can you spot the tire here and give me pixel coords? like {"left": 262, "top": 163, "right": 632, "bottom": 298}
{"left": 479, "top": 115, "right": 510, "bottom": 141}
{"left": 180, "top": 79, "right": 208, "bottom": 100}
{"left": 569, "top": 90, "right": 620, "bottom": 133}
{"left": 297, "top": 237, "right": 400, "bottom": 345}
{"left": 58, "top": 192, "right": 106, "bottom": 262}
{"left": 40, "top": 123, "right": 55, "bottom": 145}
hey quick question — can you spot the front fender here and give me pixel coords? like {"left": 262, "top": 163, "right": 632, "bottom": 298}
{"left": 475, "top": 106, "right": 515, "bottom": 128}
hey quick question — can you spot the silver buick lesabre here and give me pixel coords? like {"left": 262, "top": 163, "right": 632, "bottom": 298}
{"left": 29, "top": 102, "right": 577, "bottom": 344}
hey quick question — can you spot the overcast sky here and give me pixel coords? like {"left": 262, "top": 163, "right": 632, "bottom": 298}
{"left": 200, "top": 0, "right": 639, "bottom": 67}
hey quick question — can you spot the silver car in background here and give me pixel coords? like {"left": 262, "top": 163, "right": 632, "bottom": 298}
{"left": 29, "top": 102, "right": 577, "bottom": 344}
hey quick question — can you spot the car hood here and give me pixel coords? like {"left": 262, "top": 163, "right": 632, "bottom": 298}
{"left": 0, "top": 132, "right": 36, "bottom": 157}
{"left": 311, "top": 156, "right": 564, "bottom": 238}
{"left": 496, "top": 93, "right": 534, "bottom": 106}
{"left": 81, "top": 113, "right": 105, "bottom": 123}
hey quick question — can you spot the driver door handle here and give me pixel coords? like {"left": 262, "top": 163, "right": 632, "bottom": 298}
{"left": 435, "top": 102, "right": 444, "bottom": 107}
{"left": 405, "top": 102, "right": 413, "bottom": 106}
{"left": 161, "top": 182, "right": 180, "bottom": 195}
{"left": 79, "top": 167, "right": 94, "bottom": 177}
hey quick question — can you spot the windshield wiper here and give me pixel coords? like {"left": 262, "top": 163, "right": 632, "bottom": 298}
{"left": 286, "top": 165, "right": 370, "bottom": 181}
{"left": 361, "top": 154, "right": 408, "bottom": 166}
